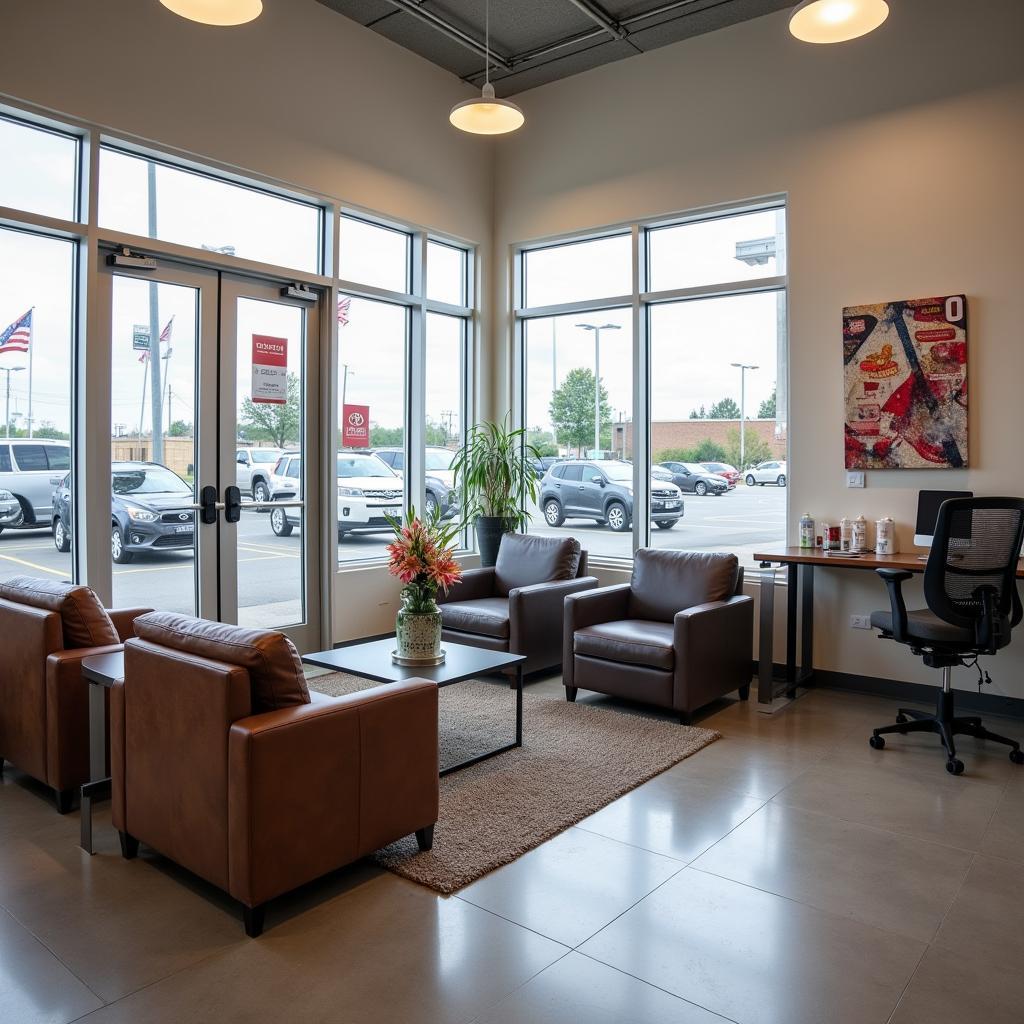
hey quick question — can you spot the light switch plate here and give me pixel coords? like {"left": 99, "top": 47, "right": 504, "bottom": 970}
{"left": 846, "top": 471, "right": 865, "bottom": 488}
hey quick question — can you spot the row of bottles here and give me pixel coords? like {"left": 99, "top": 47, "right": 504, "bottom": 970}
{"left": 799, "top": 513, "right": 896, "bottom": 554}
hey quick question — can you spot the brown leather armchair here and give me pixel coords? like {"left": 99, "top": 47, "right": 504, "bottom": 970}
{"left": 0, "top": 575, "right": 150, "bottom": 812}
{"left": 111, "top": 613, "right": 439, "bottom": 937}
{"left": 438, "top": 533, "right": 598, "bottom": 675}
{"left": 563, "top": 549, "right": 753, "bottom": 723}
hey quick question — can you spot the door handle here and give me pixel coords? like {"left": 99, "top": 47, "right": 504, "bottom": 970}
{"left": 199, "top": 485, "right": 219, "bottom": 525}
{"left": 224, "top": 486, "right": 242, "bottom": 524}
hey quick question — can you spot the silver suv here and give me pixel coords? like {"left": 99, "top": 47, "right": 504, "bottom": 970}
{"left": 0, "top": 438, "right": 70, "bottom": 533}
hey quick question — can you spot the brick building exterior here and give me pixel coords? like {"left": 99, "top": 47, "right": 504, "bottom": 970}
{"left": 613, "top": 418, "right": 786, "bottom": 461}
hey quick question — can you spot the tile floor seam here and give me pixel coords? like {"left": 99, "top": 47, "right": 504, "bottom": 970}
{"left": 450, "top": 894, "right": 576, "bottom": 951}
{"left": 923, "top": 849, "right": 978, "bottom": 953}
{"left": 452, "top": 947, "right": 577, "bottom": 1024}
{"left": 883, "top": 940, "right": 931, "bottom": 1024}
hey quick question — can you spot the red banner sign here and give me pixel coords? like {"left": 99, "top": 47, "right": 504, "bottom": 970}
{"left": 342, "top": 404, "right": 370, "bottom": 447}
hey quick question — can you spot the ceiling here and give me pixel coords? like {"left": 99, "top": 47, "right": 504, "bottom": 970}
{"left": 316, "top": 0, "right": 794, "bottom": 95}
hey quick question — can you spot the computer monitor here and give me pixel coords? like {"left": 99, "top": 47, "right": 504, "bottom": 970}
{"left": 914, "top": 489, "right": 973, "bottom": 548}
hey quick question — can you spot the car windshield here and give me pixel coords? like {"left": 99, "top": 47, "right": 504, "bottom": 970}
{"left": 705, "top": 463, "right": 727, "bottom": 471}
{"left": 683, "top": 463, "right": 708, "bottom": 474}
{"left": 601, "top": 462, "right": 633, "bottom": 482}
{"left": 337, "top": 454, "right": 394, "bottom": 479}
{"left": 112, "top": 465, "right": 190, "bottom": 495}
{"left": 425, "top": 450, "right": 454, "bottom": 471}
{"left": 251, "top": 450, "right": 280, "bottom": 463}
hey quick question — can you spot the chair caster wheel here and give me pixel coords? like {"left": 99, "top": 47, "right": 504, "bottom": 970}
{"left": 869, "top": 735, "right": 885, "bottom": 750}
{"left": 1010, "top": 749, "right": 1024, "bottom": 765}
{"left": 946, "top": 758, "right": 965, "bottom": 776}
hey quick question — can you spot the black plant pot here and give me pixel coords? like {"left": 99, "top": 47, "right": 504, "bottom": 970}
{"left": 475, "top": 517, "right": 517, "bottom": 567}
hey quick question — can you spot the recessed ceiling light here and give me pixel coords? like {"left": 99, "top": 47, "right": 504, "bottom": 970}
{"left": 789, "top": 0, "right": 889, "bottom": 44}
{"left": 159, "top": 0, "right": 263, "bottom": 26}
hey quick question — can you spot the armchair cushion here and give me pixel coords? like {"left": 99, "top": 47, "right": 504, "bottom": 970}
{"left": 574, "top": 619, "right": 675, "bottom": 670}
{"left": 494, "top": 533, "right": 581, "bottom": 597}
{"left": 629, "top": 549, "right": 739, "bottom": 623}
{"left": 0, "top": 575, "right": 118, "bottom": 649}
{"left": 133, "top": 612, "right": 310, "bottom": 713}
{"left": 439, "top": 597, "right": 510, "bottom": 639}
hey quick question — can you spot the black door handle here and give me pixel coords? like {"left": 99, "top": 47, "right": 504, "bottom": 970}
{"left": 200, "top": 485, "right": 219, "bottom": 525}
{"left": 224, "top": 486, "right": 242, "bottom": 524}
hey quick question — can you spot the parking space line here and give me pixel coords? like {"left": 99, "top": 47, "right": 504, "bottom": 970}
{"left": 0, "top": 553, "right": 71, "bottom": 577}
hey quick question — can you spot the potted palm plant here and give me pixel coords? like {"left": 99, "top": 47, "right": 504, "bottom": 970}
{"left": 451, "top": 417, "right": 540, "bottom": 566}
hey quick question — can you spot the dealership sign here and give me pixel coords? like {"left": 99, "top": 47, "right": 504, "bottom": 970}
{"left": 132, "top": 324, "right": 150, "bottom": 351}
{"left": 342, "top": 404, "right": 370, "bottom": 447}
{"left": 251, "top": 335, "right": 288, "bottom": 404}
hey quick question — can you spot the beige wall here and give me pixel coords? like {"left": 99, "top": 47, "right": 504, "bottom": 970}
{"left": 493, "top": 0, "right": 1024, "bottom": 698}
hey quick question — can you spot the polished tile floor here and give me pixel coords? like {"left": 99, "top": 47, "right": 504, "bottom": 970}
{"left": 1, "top": 678, "right": 1022, "bottom": 1024}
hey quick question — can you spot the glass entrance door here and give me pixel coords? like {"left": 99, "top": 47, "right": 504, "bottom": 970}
{"left": 98, "top": 259, "right": 322, "bottom": 649}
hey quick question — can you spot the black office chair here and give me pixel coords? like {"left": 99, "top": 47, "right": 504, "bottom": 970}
{"left": 869, "top": 496, "right": 1024, "bottom": 775}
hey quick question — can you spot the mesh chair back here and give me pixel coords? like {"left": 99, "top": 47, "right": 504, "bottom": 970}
{"left": 924, "top": 497, "right": 1024, "bottom": 631}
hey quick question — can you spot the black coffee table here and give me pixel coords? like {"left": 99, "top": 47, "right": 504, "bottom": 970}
{"left": 301, "top": 638, "right": 525, "bottom": 776}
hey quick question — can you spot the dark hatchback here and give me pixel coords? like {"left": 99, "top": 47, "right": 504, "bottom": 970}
{"left": 52, "top": 462, "right": 196, "bottom": 563}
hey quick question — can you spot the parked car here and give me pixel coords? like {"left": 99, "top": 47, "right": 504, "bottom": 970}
{"left": 745, "top": 460, "right": 787, "bottom": 487}
{"left": 529, "top": 455, "right": 564, "bottom": 479}
{"left": 371, "top": 446, "right": 459, "bottom": 520}
{"left": 52, "top": 462, "right": 196, "bottom": 563}
{"left": 655, "top": 461, "right": 730, "bottom": 496}
{"left": 268, "top": 450, "right": 404, "bottom": 540}
{"left": 235, "top": 446, "right": 285, "bottom": 502}
{"left": 0, "top": 437, "right": 70, "bottom": 533}
{"left": 700, "top": 461, "right": 740, "bottom": 487}
{"left": 539, "top": 459, "right": 683, "bottom": 532}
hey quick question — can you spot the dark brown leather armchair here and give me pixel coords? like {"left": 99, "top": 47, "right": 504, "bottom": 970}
{"left": 111, "top": 613, "right": 439, "bottom": 937}
{"left": 438, "top": 533, "right": 598, "bottom": 675}
{"left": 563, "top": 549, "right": 753, "bottom": 723}
{"left": 0, "top": 575, "right": 150, "bottom": 812}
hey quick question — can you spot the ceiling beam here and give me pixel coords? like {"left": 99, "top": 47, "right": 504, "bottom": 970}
{"left": 564, "top": 0, "right": 628, "bottom": 40}
{"left": 379, "top": 0, "right": 514, "bottom": 71}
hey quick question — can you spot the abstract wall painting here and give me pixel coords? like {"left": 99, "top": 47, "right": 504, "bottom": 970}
{"left": 843, "top": 294, "right": 967, "bottom": 470}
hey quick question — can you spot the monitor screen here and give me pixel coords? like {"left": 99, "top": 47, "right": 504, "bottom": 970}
{"left": 914, "top": 490, "right": 973, "bottom": 547}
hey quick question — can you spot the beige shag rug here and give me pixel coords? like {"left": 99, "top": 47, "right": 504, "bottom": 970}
{"left": 311, "top": 671, "right": 720, "bottom": 888}
{"left": 309, "top": 672, "right": 719, "bottom": 894}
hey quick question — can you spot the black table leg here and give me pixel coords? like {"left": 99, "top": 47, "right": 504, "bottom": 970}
{"left": 758, "top": 566, "right": 777, "bottom": 704}
{"left": 439, "top": 665, "right": 525, "bottom": 776}
{"left": 515, "top": 664, "right": 523, "bottom": 747}
{"left": 799, "top": 564, "right": 815, "bottom": 687}
{"left": 80, "top": 682, "right": 109, "bottom": 854}
{"left": 786, "top": 562, "right": 798, "bottom": 689}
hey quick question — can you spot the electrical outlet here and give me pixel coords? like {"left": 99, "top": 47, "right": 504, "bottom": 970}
{"left": 850, "top": 614, "right": 871, "bottom": 630}
{"left": 846, "top": 471, "right": 865, "bottom": 488}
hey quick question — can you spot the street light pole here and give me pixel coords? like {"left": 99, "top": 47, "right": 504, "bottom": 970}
{"left": 730, "top": 362, "right": 759, "bottom": 469}
{"left": 576, "top": 322, "right": 621, "bottom": 455}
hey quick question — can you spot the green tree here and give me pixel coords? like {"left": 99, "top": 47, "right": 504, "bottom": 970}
{"left": 757, "top": 388, "right": 777, "bottom": 419}
{"left": 34, "top": 422, "right": 69, "bottom": 440}
{"left": 369, "top": 425, "right": 403, "bottom": 447}
{"left": 549, "top": 368, "right": 612, "bottom": 455}
{"left": 527, "top": 428, "right": 558, "bottom": 457}
{"left": 724, "top": 427, "right": 772, "bottom": 471}
{"left": 239, "top": 372, "right": 301, "bottom": 448}
{"left": 655, "top": 439, "right": 727, "bottom": 464}
{"left": 167, "top": 419, "right": 192, "bottom": 437}
{"left": 689, "top": 405, "right": 707, "bottom": 419}
{"left": 708, "top": 397, "right": 741, "bottom": 419}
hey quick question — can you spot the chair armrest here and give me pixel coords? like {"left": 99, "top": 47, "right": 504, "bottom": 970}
{"left": 107, "top": 607, "right": 155, "bottom": 642}
{"left": 227, "top": 679, "right": 438, "bottom": 907}
{"left": 438, "top": 567, "right": 496, "bottom": 605}
{"left": 562, "top": 584, "right": 632, "bottom": 690}
{"left": 673, "top": 596, "right": 754, "bottom": 713}
{"left": 508, "top": 576, "right": 599, "bottom": 668}
{"left": 876, "top": 569, "right": 914, "bottom": 644}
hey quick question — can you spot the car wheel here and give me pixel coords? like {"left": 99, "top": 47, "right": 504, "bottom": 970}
{"left": 606, "top": 501, "right": 629, "bottom": 532}
{"left": 543, "top": 499, "right": 565, "bottom": 527}
{"left": 253, "top": 480, "right": 270, "bottom": 506}
{"left": 745, "top": 474, "right": 756, "bottom": 486}
{"left": 270, "top": 507, "right": 293, "bottom": 537}
{"left": 424, "top": 493, "right": 439, "bottom": 520}
{"left": 53, "top": 518, "right": 71, "bottom": 553}
{"left": 777, "top": 474, "right": 787, "bottom": 487}
{"left": 694, "top": 481, "right": 707, "bottom": 496}
{"left": 655, "top": 520, "right": 676, "bottom": 530}
{"left": 111, "top": 526, "right": 133, "bottom": 564}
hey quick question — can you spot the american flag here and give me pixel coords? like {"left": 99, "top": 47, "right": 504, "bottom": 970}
{"left": 0, "top": 308, "right": 32, "bottom": 357}
{"left": 337, "top": 295, "right": 351, "bottom": 327}
{"left": 137, "top": 317, "right": 173, "bottom": 362}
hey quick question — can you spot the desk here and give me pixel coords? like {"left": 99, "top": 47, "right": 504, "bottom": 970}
{"left": 752, "top": 548, "right": 1024, "bottom": 705}
{"left": 79, "top": 650, "right": 124, "bottom": 854}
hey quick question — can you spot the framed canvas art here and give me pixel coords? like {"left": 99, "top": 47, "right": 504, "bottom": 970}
{"left": 843, "top": 295, "right": 967, "bottom": 469}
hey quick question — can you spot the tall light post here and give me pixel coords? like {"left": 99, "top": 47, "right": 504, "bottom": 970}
{"left": 341, "top": 365, "right": 355, "bottom": 413}
{"left": 576, "top": 322, "right": 620, "bottom": 455}
{"left": 730, "top": 362, "right": 759, "bottom": 469}
{"left": 2, "top": 366, "right": 26, "bottom": 438}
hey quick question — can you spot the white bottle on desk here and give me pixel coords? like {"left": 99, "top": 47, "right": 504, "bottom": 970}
{"left": 876, "top": 517, "right": 896, "bottom": 555}
{"left": 851, "top": 515, "right": 868, "bottom": 553}
{"left": 840, "top": 517, "right": 853, "bottom": 553}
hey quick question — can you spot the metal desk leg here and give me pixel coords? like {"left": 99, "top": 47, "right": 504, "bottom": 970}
{"left": 800, "top": 563, "right": 815, "bottom": 685}
{"left": 80, "top": 682, "right": 107, "bottom": 854}
{"left": 786, "top": 562, "right": 798, "bottom": 688}
{"left": 515, "top": 664, "right": 523, "bottom": 746}
{"left": 758, "top": 566, "right": 776, "bottom": 703}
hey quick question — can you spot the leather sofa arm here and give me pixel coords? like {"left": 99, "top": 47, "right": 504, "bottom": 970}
{"left": 673, "top": 596, "right": 754, "bottom": 713}
{"left": 227, "top": 679, "right": 438, "bottom": 908}
{"left": 509, "top": 576, "right": 599, "bottom": 671}
{"left": 107, "top": 607, "right": 155, "bottom": 642}
{"left": 562, "top": 584, "right": 632, "bottom": 691}
{"left": 438, "top": 567, "right": 496, "bottom": 605}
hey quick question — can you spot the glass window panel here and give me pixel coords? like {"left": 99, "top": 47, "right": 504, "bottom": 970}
{"left": 524, "top": 308, "right": 633, "bottom": 561}
{"left": 339, "top": 216, "right": 410, "bottom": 293}
{"left": 649, "top": 290, "right": 787, "bottom": 566}
{"left": 98, "top": 148, "right": 321, "bottom": 273}
{"left": 337, "top": 295, "right": 407, "bottom": 563}
{"left": 0, "top": 227, "right": 75, "bottom": 585}
{"left": 427, "top": 241, "right": 467, "bottom": 306}
{"left": 425, "top": 312, "right": 464, "bottom": 531}
{"left": 647, "top": 208, "right": 786, "bottom": 293}
{"left": 523, "top": 234, "right": 631, "bottom": 309}
{"left": 0, "top": 117, "right": 78, "bottom": 221}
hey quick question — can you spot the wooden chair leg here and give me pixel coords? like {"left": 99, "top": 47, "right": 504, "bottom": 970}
{"left": 679, "top": 710, "right": 693, "bottom": 726}
{"left": 118, "top": 831, "right": 139, "bottom": 859}
{"left": 243, "top": 904, "right": 265, "bottom": 938}
{"left": 416, "top": 825, "right": 435, "bottom": 852}
{"left": 738, "top": 683, "right": 751, "bottom": 701}
{"left": 54, "top": 788, "right": 75, "bottom": 814}
{"left": 565, "top": 686, "right": 578, "bottom": 702}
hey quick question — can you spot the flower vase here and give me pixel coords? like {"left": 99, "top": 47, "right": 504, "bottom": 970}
{"left": 395, "top": 599, "right": 443, "bottom": 663}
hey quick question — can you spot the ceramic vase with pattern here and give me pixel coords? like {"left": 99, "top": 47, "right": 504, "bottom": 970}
{"left": 396, "top": 599, "right": 443, "bottom": 661}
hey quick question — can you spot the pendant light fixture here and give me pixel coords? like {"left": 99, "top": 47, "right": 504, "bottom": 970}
{"left": 159, "top": 0, "right": 263, "bottom": 26}
{"left": 449, "top": 0, "right": 524, "bottom": 135}
{"left": 789, "top": 0, "right": 888, "bottom": 43}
